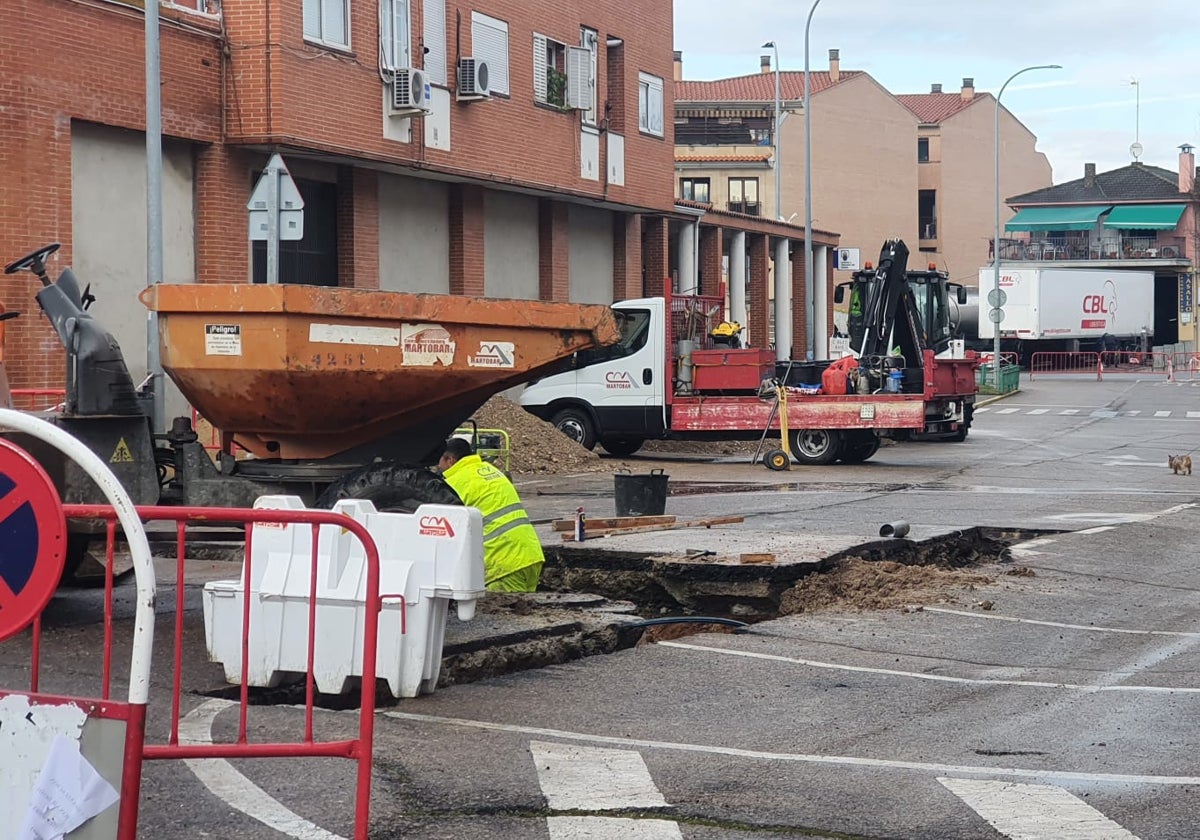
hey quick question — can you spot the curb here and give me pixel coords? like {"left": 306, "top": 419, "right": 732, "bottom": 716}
{"left": 976, "top": 387, "right": 1022, "bottom": 408}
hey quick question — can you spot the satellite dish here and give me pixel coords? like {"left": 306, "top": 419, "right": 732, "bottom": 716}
{"left": 1130, "top": 142, "right": 1143, "bottom": 160}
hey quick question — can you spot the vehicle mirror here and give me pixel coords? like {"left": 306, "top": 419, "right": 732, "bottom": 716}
{"left": 834, "top": 285, "right": 846, "bottom": 304}
{"left": 956, "top": 286, "right": 968, "bottom": 305}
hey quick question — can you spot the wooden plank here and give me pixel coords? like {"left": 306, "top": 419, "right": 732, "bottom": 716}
{"left": 562, "top": 515, "right": 744, "bottom": 541}
{"left": 739, "top": 553, "right": 776, "bottom": 565}
{"left": 551, "top": 515, "right": 676, "bottom": 532}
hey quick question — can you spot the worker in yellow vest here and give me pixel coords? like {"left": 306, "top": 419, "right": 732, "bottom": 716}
{"left": 438, "top": 437, "right": 544, "bottom": 592}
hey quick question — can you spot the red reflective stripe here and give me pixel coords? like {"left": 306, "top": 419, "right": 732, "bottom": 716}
{"left": 0, "top": 485, "right": 31, "bottom": 524}
{"left": 0, "top": 575, "right": 16, "bottom": 609}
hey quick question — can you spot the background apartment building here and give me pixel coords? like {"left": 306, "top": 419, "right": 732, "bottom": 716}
{"left": 673, "top": 50, "right": 1052, "bottom": 302}
{"left": 0, "top": 0, "right": 675, "bottom": 397}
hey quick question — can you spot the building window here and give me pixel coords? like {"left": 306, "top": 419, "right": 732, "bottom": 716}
{"left": 728, "top": 177, "right": 759, "bottom": 215}
{"left": 919, "top": 189, "right": 937, "bottom": 239}
{"left": 580, "top": 27, "right": 598, "bottom": 125}
{"left": 680, "top": 178, "right": 710, "bottom": 203}
{"left": 422, "top": 0, "right": 446, "bottom": 84}
{"left": 303, "top": 0, "right": 350, "bottom": 49}
{"left": 471, "top": 12, "right": 510, "bottom": 95}
{"left": 638, "top": 72, "right": 664, "bottom": 137}
{"left": 380, "top": 0, "right": 410, "bottom": 71}
{"left": 533, "top": 34, "right": 567, "bottom": 106}
{"left": 917, "top": 137, "right": 929, "bottom": 163}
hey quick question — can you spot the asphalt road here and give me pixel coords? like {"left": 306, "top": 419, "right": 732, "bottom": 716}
{"left": 7, "top": 374, "right": 1200, "bottom": 839}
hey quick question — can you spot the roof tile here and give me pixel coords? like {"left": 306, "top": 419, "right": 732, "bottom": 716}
{"left": 675, "top": 70, "right": 859, "bottom": 103}
{"left": 895, "top": 92, "right": 984, "bottom": 123}
{"left": 1009, "top": 163, "right": 1187, "bottom": 204}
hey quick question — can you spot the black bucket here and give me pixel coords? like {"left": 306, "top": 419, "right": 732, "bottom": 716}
{"left": 613, "top": 469, "right": 669, "bottom": 517}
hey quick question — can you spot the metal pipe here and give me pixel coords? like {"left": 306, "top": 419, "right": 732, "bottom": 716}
{"left": 879, "top": 521, "right": 910, "bottom": 538}
{"left": 803, "top": 0, "right": 821, "bottom": 361}
{"left": 145, "top": 0, "right": 165, "bottom": 433}
{"left": 993, "top": 64, "right": 1061, "bottom": 386}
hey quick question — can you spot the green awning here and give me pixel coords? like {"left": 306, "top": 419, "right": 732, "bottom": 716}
{"left": 1102, "top": 203, "right": 1186, "bottom": 230}
{"left": 1005, "top": 205, "right": 1112, "bottom": 232}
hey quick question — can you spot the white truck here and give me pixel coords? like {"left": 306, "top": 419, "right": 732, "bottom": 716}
{"left": 976, "top": 267, "right": 1154, "bottom": 353}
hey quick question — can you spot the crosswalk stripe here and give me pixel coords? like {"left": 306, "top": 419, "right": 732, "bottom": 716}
{"left": 533, "top": 741, "right": 683, "bottom": 839}
{"left": 939, "top": 778, "right": 1138, "bottom": 839}
{"left": 1125, "top": 410, "right": 1141, "bottom": 416}
{"left": 1155, "top": 410, "right": 1171, "bottom": 417}
{"left": 1188, "top": 411, "right": 1200, "bottom": 419}
{"left": 974, "top": 407, "right": 991, "bottom": 413}
{"left": 1027, "top": 409, "right": 1049, "bottom": 415}
{"left": 1059, "top": 409, "right": 1079, "bottom": 414}
{"left": 997, "top": 408, "right": 1020, "bottom": 414}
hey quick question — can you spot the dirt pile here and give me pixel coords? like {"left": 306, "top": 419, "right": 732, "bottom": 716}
{"left": 779, "top": 557, "right": 995, "bottom": 614}
{"left": 467, "top": 395, "right": 607, "bottom": 475}
{"left": 641, "top": 439, "right": 771, "bottom": 456}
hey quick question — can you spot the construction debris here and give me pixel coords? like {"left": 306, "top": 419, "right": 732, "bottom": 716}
{"left": 561, "top": 515, "right": 744, "bottom": 541}
{"left": 467, "top": 395, "right": 606, "bottom": 475}
{"left": 738, "top": 553, "right": 776, "bottom": 565}
{"left": 552, "top": 515, "right": 676, "bottom": 532}
{"left": 779, "top": 557, "right": 995, "bottom": 614}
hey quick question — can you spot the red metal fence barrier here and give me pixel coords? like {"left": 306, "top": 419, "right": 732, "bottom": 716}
{"left": 9, "top": 388, "right": 67, "bottom": 411}
{"left": 5, "top": 504, "right": 384, "bottom": 840}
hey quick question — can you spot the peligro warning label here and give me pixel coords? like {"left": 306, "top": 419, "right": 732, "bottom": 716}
{"left": 205, "top": 324, "right": 242, "bottom": 356}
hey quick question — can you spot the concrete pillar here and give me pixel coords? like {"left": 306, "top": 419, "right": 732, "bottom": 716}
{"left": 748, "top": 234, "right": 770, "bottom": 348}
{"left": 774, "top": 237, "right": 792, "bottom": 360}
{"left": 729, "top": 231, "right": 747, "bottom": 329}
{"left": 814, "top": 244, "right": 829, "bottom": 358}
{"left": 677, "top": 220, "right": 697, "bottom": 295}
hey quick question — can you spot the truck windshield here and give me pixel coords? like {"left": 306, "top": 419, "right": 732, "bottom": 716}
{"left": 575, "top": 308, "right": 651, "bottom": 367}
{"left": 911, "top": 280, "right": 950, "bottom": 348}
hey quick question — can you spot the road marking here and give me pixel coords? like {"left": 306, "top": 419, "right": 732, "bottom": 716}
{"left": 657, "top": 640, "right": 1200, "bottom": 694}
{"left": 181, "top": 699, "right": 344, "bottom": 840}
{"left": 383, "top": 711, "right": 1200, "bottom": 786}
{"left": 939, "top": 778, "right": 1138, "bottom": 839}
{"left": 532, "top": 741, "right": 682, "bottom": 839}
{"left": 974, "top": 407, "right": 991, "bottom": 413}
{"left": 1059, "top": 409, "right": 1080, "bottom": 415}
{"left": 1155, "top": 410, "right": 1171, "bottom": 417}
{"left": 1027, "top": 409, "right": 1049, "bottom": 415}
{"left": 997, "top": 408, "right": 1021, "bottom": 414}
{"left": 1188, "top": 411, "right": 1200, "bottom": 419}
{"left": 1076, "top": 525, "right": 1115, "bottom": 534}
{"left": 922, "top": 607, "right": 1200, "bottom": 637}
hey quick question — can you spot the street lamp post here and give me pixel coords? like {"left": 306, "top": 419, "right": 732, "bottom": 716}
{"left": 803, "top": 0, "right": 821, "bottom": 360}
{"left": 761, "top": 41, "right": 781, "bottom": 221}
{"left": 993, "top": 63, "right": 1061, "bottom": 386}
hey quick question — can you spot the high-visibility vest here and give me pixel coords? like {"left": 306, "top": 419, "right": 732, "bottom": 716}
{"left": 442, "top": 454, "right": 544, "bottom": 584}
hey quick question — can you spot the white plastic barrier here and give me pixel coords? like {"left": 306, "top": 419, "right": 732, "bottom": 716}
{"left": 203, "top": 496, "right": 486, "bottom": 698}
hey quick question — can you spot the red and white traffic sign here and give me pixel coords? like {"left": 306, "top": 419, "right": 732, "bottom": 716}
{"left": 0, "top": 438, "right": 66, "bottom": 641}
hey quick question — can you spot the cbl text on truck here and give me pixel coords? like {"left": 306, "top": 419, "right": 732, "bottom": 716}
{"left": 521, "top": 239, "right": 980, "bottom": 464}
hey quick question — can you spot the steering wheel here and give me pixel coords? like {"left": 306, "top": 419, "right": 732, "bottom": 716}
{"left": 4, "top": 243, "right": 61, "bottom": 275}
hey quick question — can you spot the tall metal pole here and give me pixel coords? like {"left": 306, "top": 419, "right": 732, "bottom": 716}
{"left": 1131, "top": 78, "right": 1140, "bottom": 145}
{"left": 803, "top": 0, "right": 821, "bottom": 360}
{"left": 759, "top": 42, "right": 780, "bottom": 220}
{"left": 993, "top": 63, "right": 1061, "bottom": 386}
{"left": 145, "top": 0, "right": 165, "bottom": 432}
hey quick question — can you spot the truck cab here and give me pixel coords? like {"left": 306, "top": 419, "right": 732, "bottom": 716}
{"left": 520, "top": 297, "right": 668, "bottom": 455}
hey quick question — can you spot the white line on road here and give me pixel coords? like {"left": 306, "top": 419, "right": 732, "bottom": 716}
{"left": 1059, "top": 409, "right": 1080, "bottom": 415}
{"left": 1155, "top": 410, "right": 1172, "bottom": 417}
{"left": 1075, "top": 525, "right": 1115, "bottom": 534}
{"left": 181, "top": 699, "right": 344, "bottom": 840}
{"left": 532, "top": 741, "right": 682, "bottom": 839}
{"left": 657, "top": 640, "right": 1200, "bottom": 694}
{"left": 532, "top": 740, "right": 669, "bottom": 810}
{"left": 383, "top": 711, "right": 1200, "bottom": 786}
{"left": 938, "top": 778, "right": 1139, "bottom": 839}
{"left": 997, "top": 408, "right": 1021, "bottom": 414}
{"left": 921, "top": 607, "right": 1200, "bottom": 638}
{"left": 1189, "top": 411, "right": 1200, "bottom": 419}
{"left": 974, "top": 407, "right": 991, "bottom": 413}
{"left": 1027, "top": 409, "right": 1049, "bottom": 415}
{"left": 1125, "top": 410, "right": 1141, "bottom": 416}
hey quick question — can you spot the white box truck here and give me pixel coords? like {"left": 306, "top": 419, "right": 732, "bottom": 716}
{"left": 977, "top": 267, "right": 1154, "bottom": 351}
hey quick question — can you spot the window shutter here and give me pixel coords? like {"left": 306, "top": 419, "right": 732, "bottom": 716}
{"left": 566, "top": 46, "right": 590, "bottom": 110}
{"left": 423, "top": 0, "right": 446, "bottom": 84}
{"left": 470, "top": 12, "right": 509, "bottom": 95}
{"left": 533, "top": 34, "right": 548, "bottom": 102}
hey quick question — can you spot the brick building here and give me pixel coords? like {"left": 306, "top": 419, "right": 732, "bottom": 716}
{"left": 0, "top": 0, "right": 678, "bottom": 398}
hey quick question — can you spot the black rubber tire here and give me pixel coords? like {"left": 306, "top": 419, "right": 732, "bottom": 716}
{"left": 948, "top": 405, "right": 973, "bottom": 442}
{"left": 789, "top": 429, "right": 842, "bottom": 466}
{"left": 550, "top": 407, "right": 597, "bottom": 451}
{"left": 315, "top": 462, "right": 462, "bottom": 512}
{"left": 601, "top": 437, "right": 644, "bottom": 457}
{"left": 764, "top": 449, "right": 791, "bottom": 471}
{"left": 839, "top": 434, "right": 881, "bottom": 464}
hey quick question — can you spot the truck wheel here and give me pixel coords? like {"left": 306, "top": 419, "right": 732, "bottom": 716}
{"left": 839, "top": 434, "right": 880, "bottom": 463}
{"left": 949, "top": 405, "right": 974, "bottom": 442}
{"left": 790, "top": 429, "right": 842, "bottom": 465}
{"left": 551, "top": 407, "right": 597, "bottom": 450}
{"left": 601, "top": 438, "right": 644, "bottom": 457}
{"left": 315, "top": 462, "right": 462, "bottom": 512}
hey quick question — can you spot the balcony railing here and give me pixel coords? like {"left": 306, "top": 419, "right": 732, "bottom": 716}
{"left": 993, "top": 235, "right": 1187, "bottom": 262}
{"left": 920, "top": 221, "right": 937, "bottom": 239}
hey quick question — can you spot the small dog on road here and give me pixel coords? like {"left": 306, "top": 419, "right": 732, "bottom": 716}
{"left": 1169, "top": 454, "right": 1192, "bottom": 475}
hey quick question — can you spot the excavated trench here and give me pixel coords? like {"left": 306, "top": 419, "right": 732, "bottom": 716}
{"left": 211, "top": 526, "right": 1055, "bottom": 708}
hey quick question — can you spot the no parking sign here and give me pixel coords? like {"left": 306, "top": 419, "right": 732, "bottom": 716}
{"left": 0, "top": 438, "right": 66, "bottom": 642}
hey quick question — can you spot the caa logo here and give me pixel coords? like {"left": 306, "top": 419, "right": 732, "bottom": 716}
{"left": 605, "top": 371, "right": 634, "bottom": 389}
{"left": 418, "top": 515, "right": 456, "bottom": 538}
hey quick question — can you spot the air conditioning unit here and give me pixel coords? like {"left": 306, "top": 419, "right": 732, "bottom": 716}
{"left": 457, "top": 58, "right": 491, "bottom": 100}
{"left": 390, "top": 67, "right": 430, "bottom": 116}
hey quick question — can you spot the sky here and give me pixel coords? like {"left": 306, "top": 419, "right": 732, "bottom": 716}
{"left": 673, "top": 0, "right": 1200, "bottom": 183}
